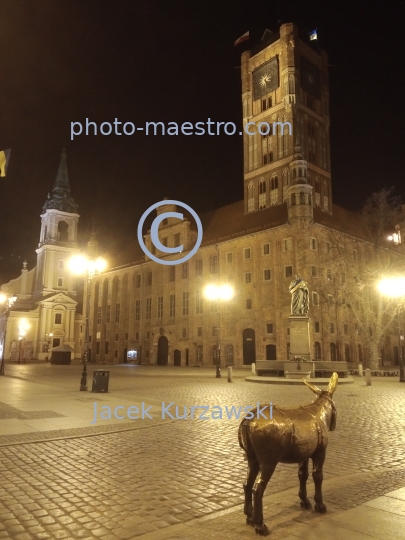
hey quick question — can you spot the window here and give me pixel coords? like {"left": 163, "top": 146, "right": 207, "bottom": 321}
{"left": 97, "top": 307, "right": 101, "bottom": 324}
{"left": 261, "top": 96, "right": 272, "bottom": 111}
{"left": 182, "top": 328, "right": 187, "bottom": 338}
{"left": 245, "top": 273, "right": 252, "bottom": 284}
{"left": 212, "top": 325, "right": 217, "bottom": 336}
{"left": 314, "top": 342, "right": 321, "bottom": 360}
{"left": 341, "top": 273, "right": 346, "bottom": 284}
{"left": 283, "top": 238, "right": 293, "bottom": 251}
{"left": 136, "top": 275, "right": 141, "bottom": 288}
{"left": 344, "top": 324, "right": 349, "bottom": 335}
{"left": 169, "top": 266, "right": 175, "bottom": 281}
{"left": 57, "top": 278, "right": 63, "bottom": 287}
{"left": 310, "top": 238, "right": 317, "bottom": 250}
{"left": 311, "top": 266, "right": 317, "bottom": 277}
{"left": 115, "top": 333, "right": 119, "bottom": 342}
{"left": 285, "top": 266, "right": 293, "bottom": 277}
{"left": 329, "top": 323, "right": 335, "bottom": 333}
{"left": 312, "top": 292, "right": 319, "bottom": 305}
{"left": 105, "top": 342, "right": 109, "bottom": 354}
{"left": 227, "top": 252, "right": 233, "bottom": 263}
{"left": 182, "top": 292, "right": 189, "bottom": 315}
{"left": 170, "top": 294, "right": 175, "bottom": 317}
{"left": 146, "top": 298, "right": 151, "bottom": 319}
{"left": 55, "top": 313, "right": 62, "bottom": 324}
{"left": 58, "top": 260, "right": 64, "bottom": 270}
{"left": 146, "top": 272, "right": 152, "bottom": 286}
{"left": 182, "top": 263, "right": 189, "bottom": 279}
{"left": 244, "top": 248, "right": 251, "bottom": 259}
{"left": 246, "top": 299, "right": 252, "bottom": 309}
{"left": 174, "top": 233, "right": 180, "bottom": 246}
{"left": 115, "top": 350, "right": 118, "bottom": 358}
{"left": 197, "top": 326, "right": 202, "bottom": 337}
{"left": 96, "top": 342, "right": 100, "bottom": 354}
{"left": 210, "top": 300, "right": 218, "bottom": 313}
{"left": 325, "top": 241, "right": 331, "bottom": 253}
{"left": 266, "top": 323, "right": 274, "bottom": 334}
{"left": 210, "top": 256, "right": 218, "bottom": 273}
{"left": 196, "top": 289, "right": 203, "bottom": 314}
{"left": 135, "top": 332, "right": 139, "bottom": 341}
{"left": 135, "top": 300, "right": 140, "bottom": 321}
{"left": 146, "top": 331, "right": 150, "bottom": 340}
{"left": 264, "top": 269, "right": 271, "bottom": 281}
{"left": 263, "top": 243, "right": 270, "bottom": 255}
{"left": 161, "top": 237, "right": 168, "bottom": 247}
{"left": 314, "top": 321, "right": 320, "bottom": 333}
{"left": 157, "top": 296, "right": 163, "bottom": 318}
{"left": 125, "top": 333, "right": 128, "bottom": 340}
{"left": 145, "top": 349, "right": 150, "bottom": 359}
{"left": 195, "top": 259, "right": 203, "bottom": 276}
{"left": 115, "top": 303, "right": 120, "bottom": 322}
{"left": 327, "top": 269, "right": 332, "bottom": 281}
{"left": 106, "top": 305, "right": 111, "bottom": 323}
{"left": 328, "top": 294, "right": 334, "bottom": 305}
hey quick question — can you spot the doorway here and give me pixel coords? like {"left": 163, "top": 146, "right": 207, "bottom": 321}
{"left": 174, "top": 349, "right": 181, "bottom": 366}
{"left": 157, "top": 336, "right": 169, "bottom": 365}
{"left": 243, "top": 329, "right": 256, "bottom": 365}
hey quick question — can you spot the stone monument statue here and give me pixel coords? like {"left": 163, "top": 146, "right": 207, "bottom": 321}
{"left": 289, "top": 275, "right": 309, "bottom": 315}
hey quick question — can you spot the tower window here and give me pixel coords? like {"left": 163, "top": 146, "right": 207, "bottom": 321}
{"left": 57, "top": 221, "right": 69, "bottom": 242}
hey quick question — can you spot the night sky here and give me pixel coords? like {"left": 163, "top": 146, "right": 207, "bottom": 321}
{"left": 1, "top": 0, "right": 404, "bottom": 282}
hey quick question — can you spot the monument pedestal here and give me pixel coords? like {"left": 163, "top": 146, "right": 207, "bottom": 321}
{"left": 289, "top": 315, "right": 311, "bottom": 362}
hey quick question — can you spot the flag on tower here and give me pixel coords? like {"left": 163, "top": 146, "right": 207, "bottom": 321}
{"left": 0, "top": 149, "right": 11, "bottom": 177}
{"left": 309, "top": 29, "right": 318, "bottom": 41}
{"left": 234, "top": 31, "right": 249, "bottom": 46}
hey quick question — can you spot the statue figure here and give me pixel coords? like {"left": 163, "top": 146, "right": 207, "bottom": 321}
{"left": 289, "top": 275, "right": 309, "bottom": 315}
{"left": 239, "top": 373, "right": 338, "bottom": 536}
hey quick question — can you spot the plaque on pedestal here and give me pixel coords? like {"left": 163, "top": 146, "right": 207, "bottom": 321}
{"left": 289, "top": 315, "right": 311, "bottom": 361}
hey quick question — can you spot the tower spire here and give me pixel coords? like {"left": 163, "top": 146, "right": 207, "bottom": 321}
{"left": 42, "top": 149, "right": 79, "bottom": 214}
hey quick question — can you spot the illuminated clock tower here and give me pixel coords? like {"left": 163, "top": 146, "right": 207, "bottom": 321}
{"left": 240, "top": 23, "right": 332, "bottom": 215}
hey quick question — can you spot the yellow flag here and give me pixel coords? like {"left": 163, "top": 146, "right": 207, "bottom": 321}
{"left": 0, "top": 149, "right": 11, "bottom": 177}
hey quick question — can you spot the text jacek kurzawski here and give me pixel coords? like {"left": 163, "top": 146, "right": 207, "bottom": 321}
{"left": 91, "top": 402, "right": 273, "bottom": 424}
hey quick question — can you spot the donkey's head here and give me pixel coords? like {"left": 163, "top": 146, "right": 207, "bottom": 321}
{"left": 302, "top": 372, "right": 338, "bottom": 431}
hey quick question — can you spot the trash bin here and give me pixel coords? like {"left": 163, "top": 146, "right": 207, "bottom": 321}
{"left": 92, "top": 370, "right": 110, "bottom": 393}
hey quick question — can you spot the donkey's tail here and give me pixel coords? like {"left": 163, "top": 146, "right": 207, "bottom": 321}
{"left": 238, "top": 419, "right": 255, "bottom": 460}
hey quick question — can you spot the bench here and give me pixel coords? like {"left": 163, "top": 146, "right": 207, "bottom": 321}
{"left": 314, "top": 361, "right": 348, "bottom": 378}
{"left": 255, "top": 360, "right": 285, "bottom": 376}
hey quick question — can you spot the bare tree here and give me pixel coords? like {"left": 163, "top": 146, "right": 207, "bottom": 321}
{"left": 317, "top": 189, "right": 405, "bottom": 369}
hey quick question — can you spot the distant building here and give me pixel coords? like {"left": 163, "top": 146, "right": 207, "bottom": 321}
{"left": 0, "top": 150, "right": 83, "bottom": 362}
{"left": 84, "top": 22, "right": 404, "bottom": 368}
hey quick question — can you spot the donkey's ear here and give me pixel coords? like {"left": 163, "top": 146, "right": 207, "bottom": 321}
{"left": 302, "top": 379, "right": 321, "bottom": 395}
{"left": 327, "top": 372, "right": 338, "bottom": 395}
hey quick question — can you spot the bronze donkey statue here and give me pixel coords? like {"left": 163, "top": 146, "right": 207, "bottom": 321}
{"left": 238, "top": 372, "right": 338, "bottom": 536}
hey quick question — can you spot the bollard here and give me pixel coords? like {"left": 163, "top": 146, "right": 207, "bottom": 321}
{"left": 216, "top": 365, "right": 221, "bottom": 378}
{"left": 228, "top": 366, "right": 233, "bottom": 383}
{"left": 358, "top": 363, "right": 363, "bottom": 377}
{"left": 365, "top": 368, "right": 372, "bottom": 386}
{"left": 251, "top": 362, "right": 256, "bottom": 376}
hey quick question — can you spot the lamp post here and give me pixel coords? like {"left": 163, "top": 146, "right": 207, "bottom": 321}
{"left": 377, "top": 277, "right": 405, "bottom": 382}
{"left": 0, "top": 294, "right": 17, "bottom": 375}
{"left": 69, "top": 255, "right": 106, "bottom": 391}
{"left": 204, "top": 284, "right": 234, "bottom": 377}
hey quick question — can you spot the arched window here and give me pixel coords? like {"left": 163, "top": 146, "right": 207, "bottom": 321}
{"left": 247, "top": 181, "right": 255, "bottom": 212}
{"left": 300, "top": 192, "right": 305, "bottom": 205}
{"left": 315, "top": 178, "right": 320, "bottom": 193}
{"left": 330, "top": 343, "right": 337, "bottom": 361}
{"left": 270, "top": 176, "right": 278, "bottom": 205}
{"left": 288, "top": 74, "right": 295, "bottom": 94}
{"left": 282, "top": 169, "right": 289, "bottom": 201}
{"left": 259, "top": 179, "right": 266, "bottom": 209}
{"left": 293, "top": 169, "right": 296, "bottom": 178}
{"left": 314, "top": 342, "right": 321, "bottom": 360}
{"left": 291, "top": 193, "right": 296, "bottom": 206}
{"left": 57, "top": 221, "right": 69, "bottom": 242}
{"left": 344, "top": 344, "right": 351, "bottom": 362}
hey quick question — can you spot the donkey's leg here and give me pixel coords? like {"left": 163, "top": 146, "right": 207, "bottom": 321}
{"left": 298, "top": 460, "right": 312, "bottom": 509}
{"left": 312, "top": 449, "right": 327, "bottom": 513}
{"left": 252, "top": 462, "right": 277, "bottom": 536}
{"left": 244, "top": 458, "right": 259, "bottom": 526}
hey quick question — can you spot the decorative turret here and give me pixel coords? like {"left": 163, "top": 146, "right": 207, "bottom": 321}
{"left": 42, "top": 149, "right": 79, "bottom": 214}
{"left": 286, "top": 145, "right": 313, "bottom": 224}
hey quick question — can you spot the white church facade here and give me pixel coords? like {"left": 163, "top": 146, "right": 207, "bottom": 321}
{"left": 0, "top": 150, "right": 83, "bottom": 363}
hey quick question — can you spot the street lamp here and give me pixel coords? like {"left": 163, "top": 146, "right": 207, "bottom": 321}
{"left": 204, "top": 284, "right": 234, "bottom": 377}
{"left": 0, "top": 293, "right": 17, "bottom": 375}
{"left": 69, "top": 255, "right": 107, "bottom": 391}
{"left": 377, "top": 277, "right": 405, "bottom": 382}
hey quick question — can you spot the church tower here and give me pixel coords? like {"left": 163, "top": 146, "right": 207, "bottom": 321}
{"left": 241, "top": 23, "right": 331, "bottom": 215}
{"left": 35, "top": 149, "right": 79, "bottom": 295}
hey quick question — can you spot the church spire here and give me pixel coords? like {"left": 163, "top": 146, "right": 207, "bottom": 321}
{"left": 42, "top": 149, "right": 79, "bottom": 214}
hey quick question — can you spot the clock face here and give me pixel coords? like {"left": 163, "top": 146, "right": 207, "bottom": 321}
{"left": 252, "top": 57, "right": 279, "bottom": 100}
{"left": 301, "top": 57, "right": 321, "bottom": 98}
